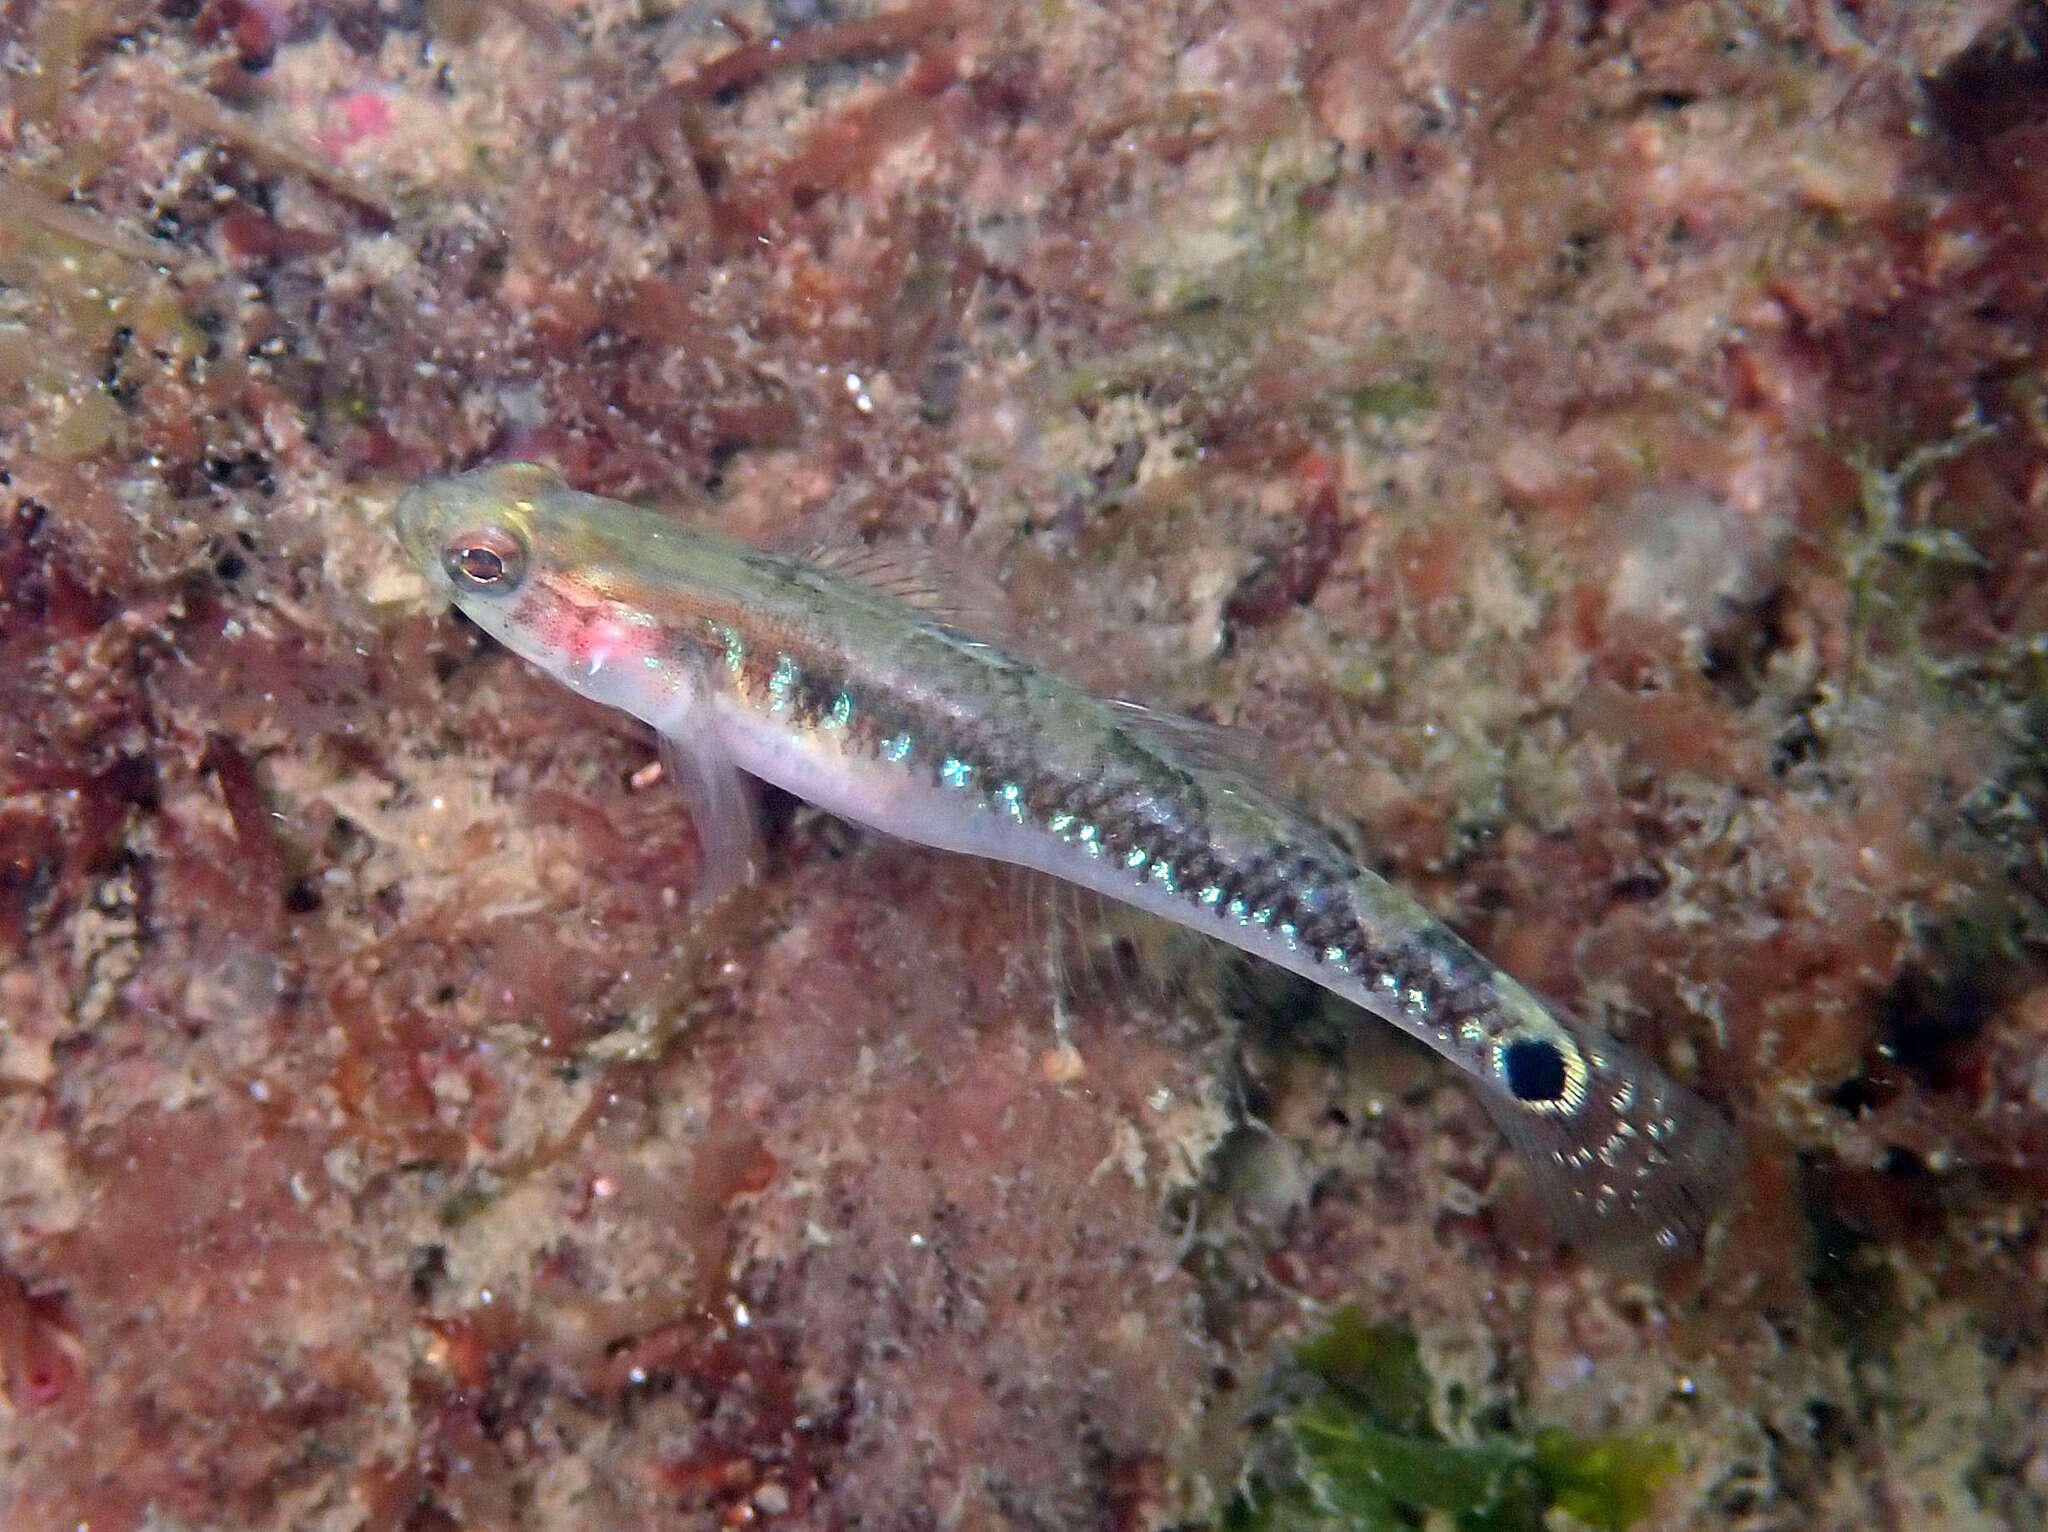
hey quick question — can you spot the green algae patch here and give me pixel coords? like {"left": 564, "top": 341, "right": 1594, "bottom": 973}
{"left": 1345, "top": 374, "right": 1436, "bottom": 425}
{"left": 1528, "top": 1427, "right": 1678, "bottom": 1530}
{"left": 1225, "top": 1307, "right": 1676, "bottom": 1532}
{"left": 1294, "top": 1306, "right": 1433, "bottom": 1434}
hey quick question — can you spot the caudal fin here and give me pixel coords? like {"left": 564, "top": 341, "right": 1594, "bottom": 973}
{"left": 1479, "top": 1026, "right": 1739, "bottom": 1261}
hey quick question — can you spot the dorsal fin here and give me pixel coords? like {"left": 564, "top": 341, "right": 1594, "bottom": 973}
{"left": 1102, "top": 698, "right": 1367, "bottom": 875}
{"left": 801, "top": 540, "right": 962, "bottom": 616}
{"left": 793, "top": 533, "right": 1015, "bottom": 645}
{"left": 1098, "top": 698, "right": 1274, "bottom": 778}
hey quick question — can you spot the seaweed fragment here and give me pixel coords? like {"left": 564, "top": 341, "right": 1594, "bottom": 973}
{"left": 1226, "top": 1307, "right": 1676, "bottom": 1532}
{"left": 0, "top": 171, "right": 188, "bottom": 271}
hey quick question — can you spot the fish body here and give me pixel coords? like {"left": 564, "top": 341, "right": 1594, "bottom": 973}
{"left": 396, "top": 462, "right": 1735, "bottom": 1255}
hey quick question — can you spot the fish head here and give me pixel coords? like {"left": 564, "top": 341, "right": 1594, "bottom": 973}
{"left": 394, "top": 461, "right": 706, "bottom": 720}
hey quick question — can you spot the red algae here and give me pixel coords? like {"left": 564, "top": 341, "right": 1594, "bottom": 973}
{"left": 2, "top": 0, "right": 2047, "bottom": 1528}
{"left": 669, "top": 2, "right": 958, "bottom": 103}
{"left": 1222, "top": 458, "right": 1348, "bottom": 629}
{"left": 0, "top": 1266, "right": 81, "bottom": 1414}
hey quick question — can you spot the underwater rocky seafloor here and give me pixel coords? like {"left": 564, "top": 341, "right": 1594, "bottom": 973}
{"left": 4, "top": 0, "right": 2048, "bottom": 1527}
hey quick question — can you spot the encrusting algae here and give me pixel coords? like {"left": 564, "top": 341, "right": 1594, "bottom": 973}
{"left": 8, "top": 1, "right": 2048, "bottom": 1526}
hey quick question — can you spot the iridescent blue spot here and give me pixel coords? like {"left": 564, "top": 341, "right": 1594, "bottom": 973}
{"left": 1252, "top": 907, "right": 1276, "bottom": 928}
{"left": 1322, "top": 944, "right": 1347, "bottom": 967}
{"left": 707, "top": 621, "right": 746, "bottom": 674}
{"left": 882, "top": 732, "right": 914, "bottom": 763}
{"left": 997, "top": 782, "right": 1025, "bottom": 821}
{"left": 1078, "top": 824, "right": 1102, "bottom": 857}
{"left": 1149, "top": 861, "right": 1176, "bottom": 892}
{"left": 768, "top": 654, "right": 800, "bottom": 711}
{"left": 1277, "top": 921, "right": 1298, "bottom": 948}
{"left": 1124, "top": 847, "right": 1149, "bottom": 870}
{"left": 941, "top": 757, "right": 974, "bottom": 790}
{"left": 1198, "top": 885, "right": 1224, "bottom": 906}
{"left": 1049, "top": 813, "right": 1075, "bottom": 835}
{"left": 1227, "top": 898, "right": 1249, "bottom": 923}
{"left": 823, "top": 692, "right": 854, "bottom": 731}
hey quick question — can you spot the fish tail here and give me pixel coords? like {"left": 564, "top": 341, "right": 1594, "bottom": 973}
{"left": 1477, "top": 1023, "right": 1738, "bottom": 1260}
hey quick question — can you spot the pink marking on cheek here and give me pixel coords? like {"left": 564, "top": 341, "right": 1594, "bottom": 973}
{"left": 565, "top": 610, "right": 661, "bottom": 675}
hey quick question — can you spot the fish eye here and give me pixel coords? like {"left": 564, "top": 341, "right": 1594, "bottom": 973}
{"left": 442, "top": 526, "right": 527, "bottom": 593}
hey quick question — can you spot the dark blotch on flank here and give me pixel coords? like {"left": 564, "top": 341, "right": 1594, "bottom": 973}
{"left": 1227, "top": 850, "right": 1292, "bottom": 915}
{"left": 797, "top": 670, "right": 844, "bottom": 725}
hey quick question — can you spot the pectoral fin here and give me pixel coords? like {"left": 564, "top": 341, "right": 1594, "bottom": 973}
{"left": 658, "top": 725, "right": 760, "bottom": 909}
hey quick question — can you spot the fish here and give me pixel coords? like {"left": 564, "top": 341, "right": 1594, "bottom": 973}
{"left": 395, "top": 461, "right": 1737, "bottom": 1257}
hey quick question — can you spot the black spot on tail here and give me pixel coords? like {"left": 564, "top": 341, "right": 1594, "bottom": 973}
{"left": 1503, "top": 1037, "right": 1568, "bottom": 1102}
